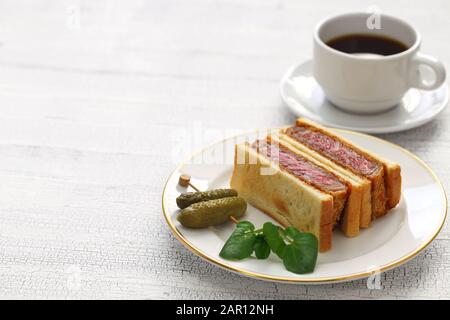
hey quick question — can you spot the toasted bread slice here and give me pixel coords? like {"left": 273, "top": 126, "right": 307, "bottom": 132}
{"left": 376, "top": 157, "right": 401, "bottom": 210}
{"left": 278, "top": 133, "right": 368, "bottom": 235}
{"left": 230, "top": 142, "right": 338, "bottom": 252}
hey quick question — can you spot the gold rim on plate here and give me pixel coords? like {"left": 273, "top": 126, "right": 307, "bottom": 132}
{"left": 161, "top": 128, "right": 447, "bottom": 283}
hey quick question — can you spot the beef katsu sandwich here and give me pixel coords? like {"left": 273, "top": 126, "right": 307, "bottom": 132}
{"left": 230, "top": 119, "right": 401, "bottom": 252}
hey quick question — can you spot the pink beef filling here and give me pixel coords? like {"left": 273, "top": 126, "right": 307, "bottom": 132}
{"left": 252, "top": 140, "right": 346, "bottom": 192}
{"left": 286, "top": 126, "right": 381, "bottom": 177}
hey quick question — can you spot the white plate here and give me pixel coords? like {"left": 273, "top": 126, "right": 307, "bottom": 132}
{"left": 280, "top": 60, "right": 449, "bottom": 134}
{"left": 162, "top": 129, "right": 447, "bottom": 283}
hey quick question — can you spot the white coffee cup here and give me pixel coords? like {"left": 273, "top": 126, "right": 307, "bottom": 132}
{"left": 313, "top": 12, "right": 446, "bottom": 114}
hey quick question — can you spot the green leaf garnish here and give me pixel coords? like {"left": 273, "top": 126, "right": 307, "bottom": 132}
{"left": 262, "top": 222, "right": 286, "bottom": 259}
{"left": 219, "top": 221, "right": 318, "bottom": 274}
{"left": 282, "top": 233, "right": 318, "bottom": 274}
{"left": 219, "top": 221, "right": 257, "bottom": 260}
{"left": 253, "top": 236, "right": 270, "bottom": 259}
{"left": 283, "top": 226, "right": 301, "bottom": 240}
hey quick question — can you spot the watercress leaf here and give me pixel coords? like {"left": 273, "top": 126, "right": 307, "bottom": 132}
{"left": 219, "top": 222, "right": 257, "bottom": 260}
{"left": 253, "top": 236, "right": 271, "bottom": 259}
{"left": 283, "top": 226, "right": 301, "bottom": 241}
{"left": 263, "top": 222, "right": 286, "bottom": 259}
{"left": 236, "top": 221, "right": 255, "bottom": 232}
{"left": 282, "top": 233, "right": 318, "bottom": 274}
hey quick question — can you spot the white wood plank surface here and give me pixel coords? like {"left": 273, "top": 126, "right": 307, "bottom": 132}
{"left": 0, "top": 0, "right": 449, "bottom": 299}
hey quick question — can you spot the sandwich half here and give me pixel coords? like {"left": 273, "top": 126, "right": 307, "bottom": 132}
{"left": 281, "top": 118, "right": 401, "bottom": 224}
{"left": 230, "top": 138, "right": 349, "bottom": 252}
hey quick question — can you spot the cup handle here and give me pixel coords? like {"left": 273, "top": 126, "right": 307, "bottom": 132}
{"left": 409, "top": 52, "right": 446, "bottom": 90}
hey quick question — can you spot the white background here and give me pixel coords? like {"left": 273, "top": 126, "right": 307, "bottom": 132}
{"left": 0, "top": 0, "right": 449, "bottom": 299}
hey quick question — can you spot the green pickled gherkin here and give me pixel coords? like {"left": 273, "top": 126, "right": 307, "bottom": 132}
{"left": 176, "top": 188, "right": 238, "bottom": 209}
{"left": 177, "top": 197, "right": 247, "bottom": 228}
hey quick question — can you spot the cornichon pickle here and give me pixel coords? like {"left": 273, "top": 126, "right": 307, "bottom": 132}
{"left": 176, "top": 188, "right": 238, "bottom": 209}
{"left": 177, "top": 197, "right": 246, "bottom": 228}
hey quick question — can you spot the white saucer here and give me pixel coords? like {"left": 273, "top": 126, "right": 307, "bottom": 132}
{"left": 280, "top": 59, "right": 449, "bottom": 134}
{"left": 162, "top": 129, "right": 447, "bottom": 283}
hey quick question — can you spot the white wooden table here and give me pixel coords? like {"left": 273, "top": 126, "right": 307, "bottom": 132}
{"left": 0, "top": 0, "right": 449, "bottom": 299}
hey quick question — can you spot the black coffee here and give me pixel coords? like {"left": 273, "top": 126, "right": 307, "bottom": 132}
{"left": 326, "top": 33, "right": 408, "bottom": 56}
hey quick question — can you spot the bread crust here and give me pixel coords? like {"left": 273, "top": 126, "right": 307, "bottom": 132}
{"left": 385, "top": 163, "right": 401, "bottom": 210}
{"left": 230, "top": 143, "right": 334, "bottom": 252}
{"left": 359, "top": 184, "right": 373, "bottom": 228}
